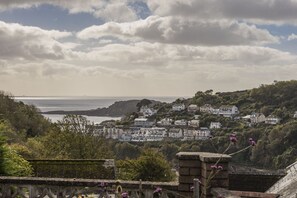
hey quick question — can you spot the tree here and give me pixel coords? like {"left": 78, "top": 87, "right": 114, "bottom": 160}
{"left": 39, "top": 115, "right": 114, "bottom": 159}
{"left": 117, "top": 149, "right": 175, "bottom": 182}
{"left": 136, "top": 99, "right": 152, "bottom": 111}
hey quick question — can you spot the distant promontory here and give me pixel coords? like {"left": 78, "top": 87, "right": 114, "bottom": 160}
{"left": 42, "top": 99, "right": 161, "bottom": 117}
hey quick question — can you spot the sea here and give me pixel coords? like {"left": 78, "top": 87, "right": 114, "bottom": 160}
{"left": 14, "top": 96, "right": 176, "bottom": 124}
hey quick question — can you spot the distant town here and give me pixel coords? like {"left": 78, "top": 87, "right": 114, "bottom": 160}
{"left": 94, "top": 102, "right": 297, "bottom": 142}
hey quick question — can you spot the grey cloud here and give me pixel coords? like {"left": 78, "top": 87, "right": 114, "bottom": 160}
{"left": 148, "top": 0, "right": 297, "bottom": 24}
{"left": 77, "top": 16, "right": 278, "bottom": 46}
{"left": 0, "top": 21, "right": 71, "bottom": 60}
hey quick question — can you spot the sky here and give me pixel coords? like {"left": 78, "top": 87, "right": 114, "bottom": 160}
{"left": 0, "top": 0, "right": 297, "bottom": 97}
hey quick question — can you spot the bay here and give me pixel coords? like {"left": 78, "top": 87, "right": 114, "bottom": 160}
{"left": 15, "top": 96, "right": 176, "bottom": 124}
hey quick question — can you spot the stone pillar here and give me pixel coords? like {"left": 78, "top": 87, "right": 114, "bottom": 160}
{"left": 177, "top": 152, "right": 201, "bottom": 197}
{"left": 177, "top": 152, "right": 231, "bottom": 198}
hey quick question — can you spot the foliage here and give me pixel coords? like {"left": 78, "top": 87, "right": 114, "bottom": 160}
{"left": 114, "top": 142, "right": 141, "bottom": 160}
{"left": 0, "top": 91, "right": 51, "bottom": 137}
{"left": 2, "top": 145, "right": 33, "bottom": 176}
{"left": 0, "top": 120, "right": 33, "bottom": 176}
{"left": 117, "top": 149, "right": 175, "bottom": 182}
{"left": 37, "top": 115, "right": 114, "bottom": 159}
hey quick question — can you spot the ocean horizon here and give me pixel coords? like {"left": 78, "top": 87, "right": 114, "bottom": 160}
{"left": 15, "top": 96, "right": 177, "bottom": 124}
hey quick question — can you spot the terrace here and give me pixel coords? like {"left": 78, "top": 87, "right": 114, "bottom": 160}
{"left": 0, "top": 152, "right": 285, "bottom": 198}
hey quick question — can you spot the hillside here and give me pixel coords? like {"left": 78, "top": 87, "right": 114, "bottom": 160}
{"left": 188, "top": 80, "right": 297, "bottom": 117}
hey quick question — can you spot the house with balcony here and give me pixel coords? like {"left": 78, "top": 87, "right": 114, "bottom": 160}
{"left": 188, "top": 119, "right": 200, "bottom": 128}
{"left": 139, "top": 127, "right": 167, "bottom": 141}
{"left": 172, "top": 103, "right": 186, "bottom": 111}
{"left": 210, "top": 122, "right": 222, "bottom": 129}
{"left": 195, "top": 127, "right": 211, "bottom": 140}
{"left": 250, "top": 113, "right": 266, "bottom": 124}
{"left": 182, "top": 129, "right": 195, "bottom": 141}
{"left": 200, "top": 104, "right": 214, "bottom": 114}
{"left": 168, "top": 128, "right": 183, "bottom": 139}
{"left": 265, "top": 115, "right": 281, "bottom": 125}
{"left": 219, "top": 105, "right": 239, "bottom": 118}
{"left": 157, "top": 118, "right": 172, "bottom": 126}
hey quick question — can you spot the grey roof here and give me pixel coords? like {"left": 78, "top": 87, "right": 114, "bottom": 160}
{"left": 266, "top": 161, "right": 297, "bottom": 198}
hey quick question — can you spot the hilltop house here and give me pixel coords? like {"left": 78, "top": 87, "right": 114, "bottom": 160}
{"left": 250, "top": 113, "right": 266, "bottom": 124}
{"left": 210, "top": 122, "right": 222, "bottom": 129}
{"left": 188, "top": 119, "right": 200, "bottom": 128}
{"left": 265, "top": 115, "right": 281, "bottom": 125}
{"left": 200, "top": 104, "right": 214, "bottom": 113}
{"left": 187, "top": 104, "right": 199, "bottom": 113}
{"left": 172, "top": 103, "right": 186, "bottom": 111}
{"left": 139, "top": 106, "right": 157, "bottom": 117}
{"left": 219, "top": 105, "right": 239, "bottom": 118}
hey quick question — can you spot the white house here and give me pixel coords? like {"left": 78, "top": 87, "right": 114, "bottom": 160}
{"left": 140, "top": 127, "right": 167, "bottom": 141}
{"left": 172, "top": 103, "right": 186, "bottom": 111}
{"left": 174, "top": 119, "right": 188, "bottom": 126}
{"left": 188, "top": 120, "right": 200, "bottom": 128}
{"left": 219, "top": 105, "right": 239, "bottom": 118}
{"left": 265, "top": 116, "right": 281, "bottom": 125}
{"left": 140, "top": 106, "right": 157, "bottom": 117}
{"left": 119, "top": 133, "right": 132, "bottom": 142}
{"left": 188, "top": 104, "right": 199, "bottom": 113}
{"left": 195, "top": 127, "right": 211, "bottom": 140}
{"left": 103, "top": 127, "right": 124, "bottom": 139}
{"left": 210, "top": 122, "right": 222, "bottom": 129}
{"left": 157, "top": 118, "right": 172, "bottom": 126}
{"left": 250, "top": 113, "right": 266, "bottom": 124}
{"left": 182, "top": 129, "right": 195, "bottom": 141}
{"left": 134, "top": 118, "right": 154, "bottom": 127}
{"left": 294, "top": 111, "right": 297, "bottom": 118}
{"left": 168, "top": 128, "right": 183, "bottom": 139}
{"left": 200, "top": 104, "right": 214, "bottom": 114}
{"left": 194, "top": 115, "right": 200, "bottom": 119}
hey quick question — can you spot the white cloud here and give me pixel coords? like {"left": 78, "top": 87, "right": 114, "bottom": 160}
{"left": 0, "top": 0, "right": 139, "bottom": 22}
{"left": 0, "top": 21, "right": 72, "bottom": 60}
{"left": 288, "top": 33, "right": 297, "bottom": 41}
{"left": 77, "top": 16, "right": 278, "bottom": 46}
{"left": 147, "top": 0, "right": 297, "bottom": 24}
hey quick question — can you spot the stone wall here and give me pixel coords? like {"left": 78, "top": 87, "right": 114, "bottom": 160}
{"left": 28, "top": 159, "right": 115, "bottom": 179}
{"left": 229, "top": 173, "right": 284, "bottom": 192}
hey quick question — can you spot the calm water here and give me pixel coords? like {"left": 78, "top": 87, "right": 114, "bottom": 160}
{"left": 15, "top": 96, "right": 176, "bottom": 124}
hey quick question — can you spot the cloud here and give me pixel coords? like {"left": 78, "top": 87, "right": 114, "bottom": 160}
{"left": 75, "top": 42, "right": 295, "bottom": 71}
{"left": 147, "top": 0, "right": 297, "bottom": 24}
{"left": 77, "top": 16, "right": 278, "bottom": 46}
{"left": 288, "top": 33, "right": 297, "bottom": 41}
{"left": 0, "top": 0, "right": 139, "bottom": 22}
{"left": 0, "top": 21, "right": 72, "bottom": 60}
